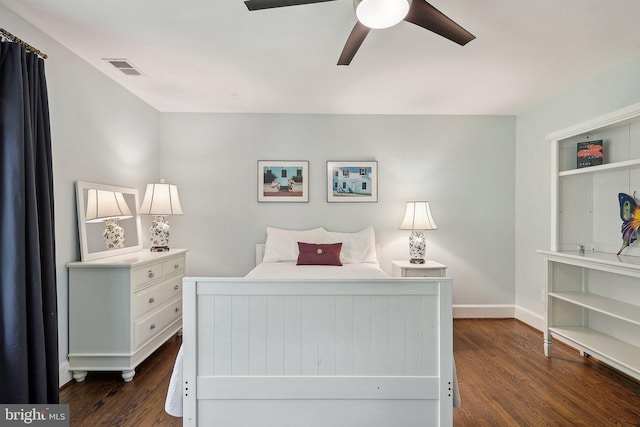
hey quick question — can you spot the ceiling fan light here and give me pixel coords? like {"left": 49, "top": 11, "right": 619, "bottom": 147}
{"left": 355, "top": 0, "right": 410, "bottom": 29}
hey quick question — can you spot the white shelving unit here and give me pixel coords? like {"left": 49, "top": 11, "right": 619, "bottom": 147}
{"left": 540, "top": 102, "right": 640, "bottom": 382}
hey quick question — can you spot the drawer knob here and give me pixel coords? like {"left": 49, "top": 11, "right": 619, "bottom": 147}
{"left": 148, "top": 271, "right": 155, "bottom": 279}
{"left": 174, "top": 264, "right": 179, "bottom": 269}
{"left": 175, "top": 307, "right": 181, "bottom": 312}
{"left": 149, "top": 297, "right": 155, "bottom": 304}
{"left": 174, "top": 284, "right": 179, "bottom": 290}
{"left": 150, "top": 323, "right": 156, "bottom": 330}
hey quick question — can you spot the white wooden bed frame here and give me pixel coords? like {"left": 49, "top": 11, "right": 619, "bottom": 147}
{"left": 181, "top": 246, "right": 454, "bottom": 426}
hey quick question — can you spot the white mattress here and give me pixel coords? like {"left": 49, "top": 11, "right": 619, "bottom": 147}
{"left": 245, "top": 261, "right": 388, "bottom": 279}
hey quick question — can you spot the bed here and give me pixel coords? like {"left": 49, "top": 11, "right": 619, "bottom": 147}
{"left": 167, "top": 227, "right": 456, "bottom": 426}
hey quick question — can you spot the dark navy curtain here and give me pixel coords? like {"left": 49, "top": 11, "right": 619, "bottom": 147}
{"left": 0, "top": 40, "right": 58, "bottom": 403}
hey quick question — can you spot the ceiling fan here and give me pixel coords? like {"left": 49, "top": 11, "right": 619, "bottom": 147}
{"left": 243, "top": 0, "right": 475, "bottom": 65}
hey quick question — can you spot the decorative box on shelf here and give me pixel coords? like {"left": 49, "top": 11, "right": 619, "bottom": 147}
{"left": 576, "top": 139, "right": 603, "bottom": 168}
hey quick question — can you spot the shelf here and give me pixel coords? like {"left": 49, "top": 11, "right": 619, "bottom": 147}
{"left": 538, "top": 250, "right": 640, "bottom": 277}
{"left": 549, "top": 291, "right": 640, "bottom": 326}
{"left": 549, "top": 326, "right": 640, "bottom": 377}
{"left": 558, "top": 158, "right": 640, "bottom": 177}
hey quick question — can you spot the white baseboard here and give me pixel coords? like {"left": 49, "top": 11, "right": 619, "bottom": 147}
{"left": 453, "top": 304, "right": 546, "bottom": 333}
{"left": 514, "top": 305, "right": 544, "bottom": 331}
{"left": 59, "top": 360, "right": 72, "bottom": 387}
{"left": 453, "top": 304, "right": 515, "bottom": 319}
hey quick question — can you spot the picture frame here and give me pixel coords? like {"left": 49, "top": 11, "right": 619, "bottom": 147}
{"left": 326, "top": 161, "right": 378, "bottom": 203}
{"left": 258, "top": 160, "right": 309, "bottom": 202}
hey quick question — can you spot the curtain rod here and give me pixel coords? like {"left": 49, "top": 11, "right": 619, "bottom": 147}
{"left": 0, "top": 28, "right": 48, "bottom": 59}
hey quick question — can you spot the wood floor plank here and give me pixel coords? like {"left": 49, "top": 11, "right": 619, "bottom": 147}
{"left": 453, "top": 319, "right": 640, "bottom": 426}
{"left": 60, "top": 335, "right": 182, "bottom": 426}
{"left": 60, "top": 320, "right": 640, "bottom": 426}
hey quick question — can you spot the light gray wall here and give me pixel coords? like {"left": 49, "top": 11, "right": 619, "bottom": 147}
{"left": 514, "top": 54, "right": 640, "bottom": 327}
{"left": 160, "top": 113, "right": 516, "bottom": 306}
{"left": 2, "top": 5, "right": 161, "bottom": 384}
{"left": 6, "top": 3, "right": 520, "bottom": 386}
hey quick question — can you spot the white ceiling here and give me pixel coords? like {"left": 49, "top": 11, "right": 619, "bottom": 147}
{"left": 3, "top": 0, "right": 640, "bottom": 115}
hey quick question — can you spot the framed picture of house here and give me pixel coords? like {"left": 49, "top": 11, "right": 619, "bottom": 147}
{"left": 326, "top": 161, "right": 378, "bottom": 202}
{"left": 258, "top": 160, "right": 309, "bottom": 202}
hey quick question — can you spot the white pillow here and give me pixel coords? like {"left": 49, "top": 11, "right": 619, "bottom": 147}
{"left": 323, "top": 226, "right": 377, "bottom": 264}
{"left": 263, "top": 227, "right": 325, "bottom": 262}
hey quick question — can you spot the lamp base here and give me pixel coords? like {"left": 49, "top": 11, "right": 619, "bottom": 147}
{"left": 150, "top": 246, "right": 170, "bottom": 252}
{"left": 408, "top": 230, "right": 426, "bottom": 264}
{"left": 150, "top": 215, "right": 171, "bottom": 250}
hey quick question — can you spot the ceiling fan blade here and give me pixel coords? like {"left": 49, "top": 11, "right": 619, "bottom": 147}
{"left": 404, "top": 0, "right": 475, "bottom": 46}
{"left": 245, "top": 0, "right": 337, "bottom": 11}
{"left": 337, "top": 22, "right": 371, "bottom": 66}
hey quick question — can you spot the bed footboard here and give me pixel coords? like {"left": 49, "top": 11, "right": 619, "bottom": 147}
{"left": 182, "top": 277, "right": 453, "bottom": 427}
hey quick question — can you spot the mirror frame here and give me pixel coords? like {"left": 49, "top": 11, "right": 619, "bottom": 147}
{"left": 76, "top": 181, "right": 143, "bottom": 261}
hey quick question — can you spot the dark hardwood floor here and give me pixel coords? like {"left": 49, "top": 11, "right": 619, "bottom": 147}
{"left": 60, "top": 335, "right": 182, "bottom": 426}
{"left": 60, "top": 319, "right": 640, "bottom": 426}
{"left": 453, "top": 319, "right": 640, "bottom": 426}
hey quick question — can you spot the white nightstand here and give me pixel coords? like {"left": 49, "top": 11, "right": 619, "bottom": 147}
{"left": 391, "top": 260, "right": 447, "bottom": 277}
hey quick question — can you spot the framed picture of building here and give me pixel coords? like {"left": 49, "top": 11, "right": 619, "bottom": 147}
{"left": 326, "top": 161, "right": 378, "bottom": 203}
{"left": 258, "top": 160, "right": 309, "bottom": 202}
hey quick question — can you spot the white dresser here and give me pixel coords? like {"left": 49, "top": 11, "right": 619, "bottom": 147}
{"left": 68, "top": 249, "right": 187, "bottom": 382}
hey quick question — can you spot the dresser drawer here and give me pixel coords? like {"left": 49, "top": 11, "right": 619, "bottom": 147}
{"left": 134, "top": 298, "right": 182, "bottom": 349}
{"left": 162, "top": 255, "right": 185, "bottom": 278}
{"left": 133, "top": 263, "right": 163, "bottom": 289}
{"left": 133, "top": 277, "right": 182, "bottom": 319}
{"left": 403, "top": 268, "right": 445, "bottom": 277}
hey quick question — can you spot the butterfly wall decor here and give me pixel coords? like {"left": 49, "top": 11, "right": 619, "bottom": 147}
{"left": 617, "top": 192, "right": 640, "bottom": 255}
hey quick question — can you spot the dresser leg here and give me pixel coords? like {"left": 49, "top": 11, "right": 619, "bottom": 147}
{"left": 543, "top": 338, "right": 552, "bottom": 357}
{"left": 72, "top": 371, "right": 87, "bottom": 382}
{"left": 177, "top": 328, "right": 183, "bottom": 337}
{"left": 121, "top": 369, "right": 136, "bottom": 382}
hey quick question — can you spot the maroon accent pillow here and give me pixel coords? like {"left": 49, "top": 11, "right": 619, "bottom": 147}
{"left": 296, "top": 242, "right": 343, "bottom": 266}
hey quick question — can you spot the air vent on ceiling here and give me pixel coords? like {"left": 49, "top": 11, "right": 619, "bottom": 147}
{"left": 103, "top": 58, "right": 143, "bottom": 76}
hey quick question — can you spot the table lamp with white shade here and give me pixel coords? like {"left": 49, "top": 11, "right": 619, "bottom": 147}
{"left": 139, "top": 179, "right": 183, "bottom": 251}
{"left": 400, "top": 201, "right": 438, "bottom": 264}
{"left": 85, "top": 189, "right": 133, "bottom": 249}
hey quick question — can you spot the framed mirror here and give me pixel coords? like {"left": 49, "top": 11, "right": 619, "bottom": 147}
{"left": 76, "top": 181, "right": 143, "bottom": 261}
